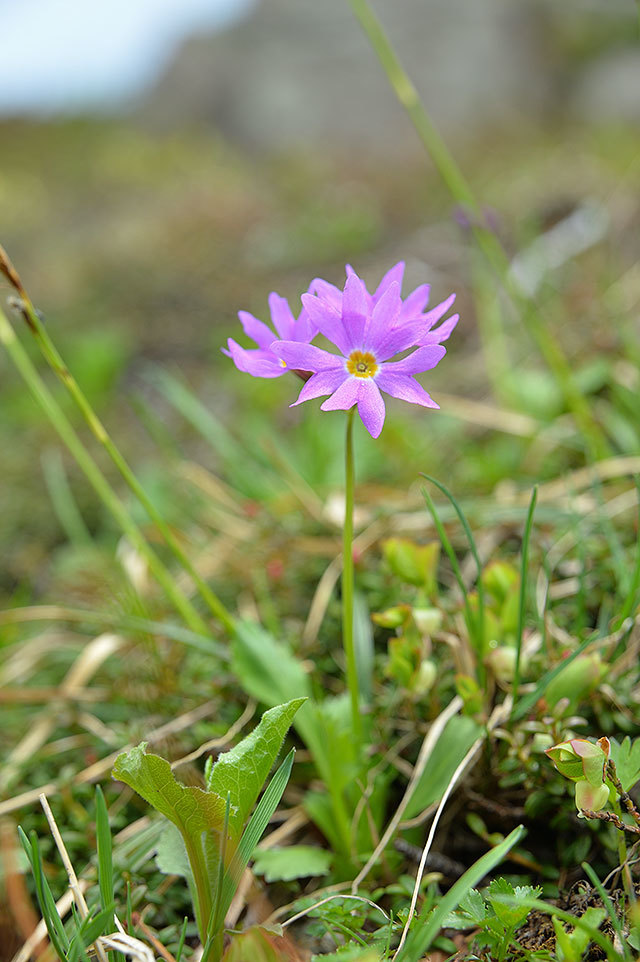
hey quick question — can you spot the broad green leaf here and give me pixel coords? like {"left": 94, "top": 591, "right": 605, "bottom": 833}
{"left": 252, "top": 845, "right": 332, "bottom": 882}
{"left": 112, "top": 743, "right": 228, "bottom": 838}
{"left": 155, "top": 822, "right": 192, "bottom": 879}
{"left": 206, "top": 698, "right": 304, "bottom": 837}
{"left": 232, "top": 620, "right": 312, "bottom": 713}
{"left": 610, "top": 736, "right": 640, "bottom": 792}
{"left": 404, "top": 715, "right": 481, "bottom": 819}
{"left": 215, "top": 750, "right": 295, "bottom": 935}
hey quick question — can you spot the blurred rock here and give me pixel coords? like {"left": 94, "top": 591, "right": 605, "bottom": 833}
{"left": 141, "top": 0, "right": 555, "bottom": 155}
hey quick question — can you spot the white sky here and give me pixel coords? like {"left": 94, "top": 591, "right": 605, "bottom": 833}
{"left": 0, "top": 0, "right": 254, "bottom": 113}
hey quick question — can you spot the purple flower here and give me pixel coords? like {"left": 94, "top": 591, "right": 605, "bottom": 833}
{"left": 271, "top": 269, "right": 449, "bottom": 439}
{"left": 223, "top": 293, "right": 316, "bottom": 378}
{"left": 310, "top": 262, "right": 459, "bottom": 347}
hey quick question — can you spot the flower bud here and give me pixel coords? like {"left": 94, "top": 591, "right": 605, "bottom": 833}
{"left": 546, "top": 737, "right": 610, "bottom": 785}
{"left": 575, "top": 779, "right": 609, "bottom": 812}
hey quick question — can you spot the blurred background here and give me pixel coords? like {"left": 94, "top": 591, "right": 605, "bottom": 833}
{"left": 1, "top": 0, "right": 639, "bottom": 602}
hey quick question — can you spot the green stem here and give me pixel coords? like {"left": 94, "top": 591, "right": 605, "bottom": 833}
{"left": 9, "top": 286, "right": 233, "bottom": 635}
{"left": 347, "top": 0, "right": 609, "bottom": 461}
{"left": 609, "top": 792, "right": 634, "bottom": 902}
{"left": 343, "top": 408, "right": 362, "bottom": 743}
{"left": 0, "top": 305, "right": 211, "bottom": 637}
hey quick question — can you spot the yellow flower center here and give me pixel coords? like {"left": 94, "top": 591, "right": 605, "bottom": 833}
{"left": 346, "top": 350, "right": 378, "bottom": 379}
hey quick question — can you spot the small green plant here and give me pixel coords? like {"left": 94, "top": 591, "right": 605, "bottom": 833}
{"left": 442, "top": 877, "right": 542, "bottom": 962}
{"left": 112, "top": 698, "right": 303, "bottom": 961}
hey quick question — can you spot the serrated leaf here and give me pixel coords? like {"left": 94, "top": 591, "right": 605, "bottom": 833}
{"left": 206, "top": 699, "right": 304, "bottom": 838}
{"left": 112, "top": 743, "right": 227, "bottom": 838}
{"left": 252, "top": 845, "right": 332, "bottom": 882}
{"left": 610, "top": 736, "right": 640, "bottom": 792}
{"left": 488, "top": 878, "right": 538, "bottom": 929}
{"left": 459, "top": 888, "right": 487, "bottom": 924}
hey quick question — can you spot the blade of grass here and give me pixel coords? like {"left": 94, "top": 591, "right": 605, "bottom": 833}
{"left": 217, "top": 748, "right": 295, "bottom": 926}
{"left": 0, "top": 606, "right": 229, "bottom": 658}
{"left": 18, "top": 828, "right": 70, "bottom": 957}
{"left": 512, "top": 485, "right": 537, "bottom": 713}
{"left": 41, "top": 448, "right": 92, "bottom": 546}
{"left": 95, "top": 787, "right": 114, "bottom": 934}
{"left": 346, "top": 0, "right": 609, "bottom": 461}
{"left": 0, "top": 303, "right": 212, "bottom": 637}
{"left": 614, "top": 477, "right": 640, "bottom": 628}
{"left": 421, "top": 474, "right": 485, "bottom": 661}
{"left": 395, "top": 825, "right": 526, "bottom": 961}
{"left": 582, "top": 862, "right": 632, "bottom": 962}
{"left": 421, "top": 486, "right": 483, "bottom": 678}
{"left": 0, "top": 251, "right": 233, "bottom": 634}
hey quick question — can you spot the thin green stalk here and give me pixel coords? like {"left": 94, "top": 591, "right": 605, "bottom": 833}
{"left": 347, "top": 0, "right": 609, "bottom": 461}
{"left": 512, "top": 485, "right": 538, "bottom": 712}
{"left": 1, "top": 251, "right": 233, "bottom": 634}
{"left": 343, "top": 407, "right": 362, "bottom": 743}
{"left": 0, "top": 305, "right": 210, "bottom": 637}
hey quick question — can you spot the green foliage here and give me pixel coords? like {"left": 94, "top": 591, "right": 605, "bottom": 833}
{"left": 112, "top": 700, "right": 302, "bottom": 954}
{"left": 609, "top": 736, "right": 640, "bottom": 792}
{"left": 443, "top": 877, "right": 542, "bottom": 962}
{"left": 553, "top": 907, "right": 606, "bottom": 962}
{"left": 252, "top": 845, "right": 333, "bottom": 882}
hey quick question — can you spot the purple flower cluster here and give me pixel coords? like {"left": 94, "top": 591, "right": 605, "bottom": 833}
{"left": 223, "top": 263, "right": 458, "bottom": 438}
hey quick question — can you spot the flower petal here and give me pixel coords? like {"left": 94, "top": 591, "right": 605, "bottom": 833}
{"left": 421, "top": 292, "right": 456, "bottom": 330}
{"left": 398, "top": 283, "right": 430, "bottom": 322}
{"left": 375, "top": 323, "right": 426, "bottom": 361}
{"left": 224, "top": 339, "right": 285, "bottom": 378}
{"left": 291, "top": 369, "right": 348, "bottom": 406}
{"left": 308, "top": 277, "right": 343, "bottom": 311}
{"left": 374, "top": 261, "right": 405, "bottom": 301}
{"left": 356, "top": 379, "right": 386, "bottom": 438}
{"left": 301, "top": 293, "right": 351, "bottom": 355}
{"left": 268, "top": 293, "right": 296, "bottom": 340}
{"left": 293, "top": 308, "right": 317, "bottom": 343}
{"left": 342, "top": 272, "right": 368, "bottom": 347}
{"left": 417, "top": 313, "right": 459, "bottom": 345}
{"left": 320, "top": 376, "right": 360, "bottom": 412}
{"left": 375, "top": 372, "right": 439, "bottom": 408}
{"left": 364, "top": 281, "right": 401, "bottom": 352}
{"left": 271, "top": 340, "right": 342, "bottom": 372}
{"left": 381, "top": 345, "right": 446, "bottom": 375}
{"left": 237, "top": 310, "right": 276, "bottom": 350}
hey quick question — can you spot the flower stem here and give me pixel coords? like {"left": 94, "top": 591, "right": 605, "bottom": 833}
{"left": 0, "top": 246, "right": 234, "bottom": 635}
{"left": 343, "top": 407, "right": 362, "bottom": 743}
{"left": 0, "top": 304, "right": 211, "bottom": 637}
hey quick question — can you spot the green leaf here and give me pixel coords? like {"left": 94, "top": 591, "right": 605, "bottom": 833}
{"left": 404, "top": 715, "right": 482, "bottom": 818}
{"left": 206, "top": 699, "right": 304, "bottom": 838}
{"left": 252, "top": 845, "right": 332, "bottom": 882}
{"left": 214, "top": 750, "right": 296, "bottom": 937}
{"left": 94, "top": 787, "right": 114, "bottom": 932}
{"left": 155, "top": 822, "right": 192, "bottom": 879}
{"left": 396, "top": 825, "right": 526, "bottom": 962}
{"left": 311, "top": 948, "right": 382, "bottom": 961}
{"left": 610, "top": 736, "right": 640, "bottom": 792}
{"left": 488, "top": 878, "right": 538, "bottom": 929}
{"left": 112, "top": 743, "right": 227, "bottom": 837}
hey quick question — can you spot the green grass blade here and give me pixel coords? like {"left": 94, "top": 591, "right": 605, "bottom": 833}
{"left": 41, "top": 448, "right": 92, "bottom": 546}
{"left": 396, "top": 825, "right": 526, "bottom": 961}
{"left": 175, "top": 917, "right": 189, "bottom": 962}
{"left": 512, "top": 485, "right": 537, "bottom": 711}
{"left": 95, "top": 787, "right": 114, "bottom": 932}
{"left": 217, "top": 748, "right": 295, "bottom": 926}
{"left": 581, "top": 862, "right": 631, "bottom": 962}
{"left": 421, "top": 486, "right": 483, "bottom": 672}
{"left": 421, "top": 475, "right": 485, "bottom": 659}
{"left": 615, "top": 477, "right": 640, "bottom": 626}
{"left": 19, "top": 827, "right": 70, "bottom": 957}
